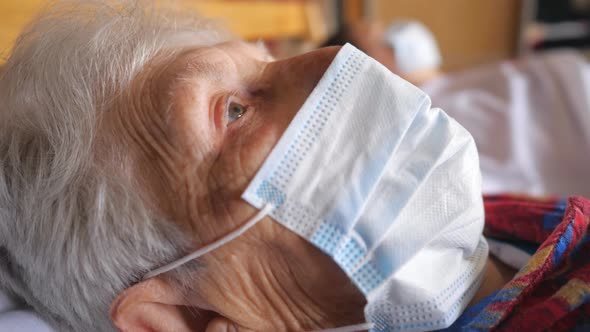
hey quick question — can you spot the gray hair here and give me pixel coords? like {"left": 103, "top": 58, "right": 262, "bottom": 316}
{"left": 0, "top": 1, "right": 228, "bottom": 330}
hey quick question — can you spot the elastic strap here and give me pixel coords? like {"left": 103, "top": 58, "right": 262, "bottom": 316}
{"left": 143, "top": 204, "right": 273, "bottom": 280}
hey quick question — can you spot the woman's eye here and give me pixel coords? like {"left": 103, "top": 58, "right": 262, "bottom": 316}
{"left": 227, "top": 101, "right": 248, "bottom": 124}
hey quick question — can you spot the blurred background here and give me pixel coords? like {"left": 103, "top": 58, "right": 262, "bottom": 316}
{"left": 1, "top": 0, "right": 589, "bottom": 71}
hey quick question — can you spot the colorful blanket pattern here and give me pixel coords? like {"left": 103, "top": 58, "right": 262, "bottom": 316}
{"left": 461, "top": 195, "right": 590, "bottom": 331}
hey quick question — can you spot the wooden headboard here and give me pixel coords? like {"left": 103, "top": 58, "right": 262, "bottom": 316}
{"left": 0, "top": 0, "right": 327, "bottom": 63}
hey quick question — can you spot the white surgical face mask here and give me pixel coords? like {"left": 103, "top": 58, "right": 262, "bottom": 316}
{"left": 384, "top": 21, "right": 442, "bottom": 74}
{"left": 145, "top": 44, "right": 487, "bottom": 332}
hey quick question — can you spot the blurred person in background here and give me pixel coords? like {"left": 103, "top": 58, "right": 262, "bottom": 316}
{"left": 321, "top": 21, "right": 442, "bottom": 86}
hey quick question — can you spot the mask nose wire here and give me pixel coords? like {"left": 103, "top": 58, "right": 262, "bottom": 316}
{"left": 143, "top": 203, "right": 274, "bottom": 280}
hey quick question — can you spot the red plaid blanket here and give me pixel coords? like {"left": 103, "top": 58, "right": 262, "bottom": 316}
{"left": 447, "top": 195, "right": 590, "bottom": 331}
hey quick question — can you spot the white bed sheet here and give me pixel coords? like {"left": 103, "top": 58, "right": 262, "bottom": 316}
{"left": 422, "top": 50, "right": 590, "bottom": 197}
{"left": 0, "top": 290, "right": 55, "bottom": 332}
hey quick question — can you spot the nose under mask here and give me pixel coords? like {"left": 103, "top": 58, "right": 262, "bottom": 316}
{"left": 144, "top": 44, "right": 487, "bottom": 332}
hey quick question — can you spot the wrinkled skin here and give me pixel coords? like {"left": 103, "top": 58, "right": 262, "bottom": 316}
{"left": 107, "top": 41, "right": 514, "bottom": 332}
{"left": 108, "top": 41, "right": 367, "bottom": 331}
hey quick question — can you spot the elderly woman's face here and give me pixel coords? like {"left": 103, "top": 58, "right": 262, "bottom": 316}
{"left": 109, "top": 41, "right": 366, "bottom": 330}
{"left": 115, "top": 41, "right": 339, "bottom": 242}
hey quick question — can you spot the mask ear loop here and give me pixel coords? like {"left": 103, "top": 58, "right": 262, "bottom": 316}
{"left": 311, "top": 322, "right": 375, "bottom": 332}
{"left": 143, "top": 203, "right": 274, "bottom": 280}
{"left": 144, "top": 204, "right": 373, "bottom": 331}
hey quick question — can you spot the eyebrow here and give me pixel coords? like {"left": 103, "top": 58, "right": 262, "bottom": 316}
{"left": 155, "top": 52, "right": 224, "bottom": 123}
{"left": 172, "top": 50, "right": 235, "bottom": 87}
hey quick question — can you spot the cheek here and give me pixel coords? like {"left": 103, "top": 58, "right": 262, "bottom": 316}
{"left": 214, "top": 117, "right": 285, "bottom": 194}
{"left": 242, "top": 104, "right": 297, "bottom": 166}
{"left": 208, "top": 85, "right": 304, "bottom": 198}
{"left": 241, "top": 131, "right": 279, "bottom": 175}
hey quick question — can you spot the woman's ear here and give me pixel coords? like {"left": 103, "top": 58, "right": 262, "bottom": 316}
{"left": 110, "top": 277, "right": 215, "bottom": 332}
